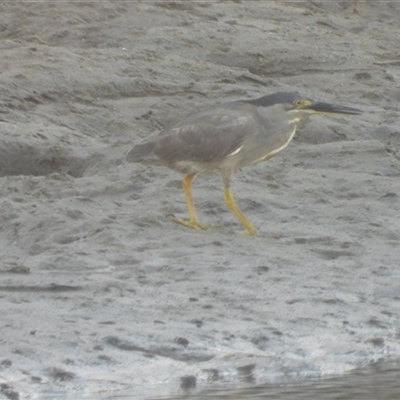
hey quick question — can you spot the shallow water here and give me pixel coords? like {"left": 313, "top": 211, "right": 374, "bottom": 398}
{"left": 13, "top": 359, "right": 399, "bottom": 399}
{"left": 152, "top": 359, "right": 400, "bottom": 400}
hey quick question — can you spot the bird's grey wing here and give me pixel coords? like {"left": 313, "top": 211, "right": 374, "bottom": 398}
{"left": 154, "top": 109, "right": 251, "bottom": 162}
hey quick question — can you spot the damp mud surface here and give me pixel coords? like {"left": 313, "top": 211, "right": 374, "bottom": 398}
{"left": 0, "top": 2, "right": 400, "bottom": 399}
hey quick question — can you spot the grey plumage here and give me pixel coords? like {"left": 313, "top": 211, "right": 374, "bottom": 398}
{"left": 126, "top": 92, "right": 362, "bottom": 235}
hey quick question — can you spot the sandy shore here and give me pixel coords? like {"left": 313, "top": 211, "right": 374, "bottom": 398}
{"left": 1, "top": 2, "right": 400, "bottom": 399}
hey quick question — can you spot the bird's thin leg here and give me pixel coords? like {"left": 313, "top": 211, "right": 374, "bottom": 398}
{"left": 222, "top": 174, "right": 257, "bottom": 236}
{"left": 171, "top": 173, "right": 206, "bottom": 230}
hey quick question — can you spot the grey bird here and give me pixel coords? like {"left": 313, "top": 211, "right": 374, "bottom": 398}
{"left": 126, "top": 91, "right": 362, "bottom": 236}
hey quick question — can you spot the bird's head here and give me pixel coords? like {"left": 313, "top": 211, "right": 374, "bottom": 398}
{"left": 245, "top": 91, "right": 363, "bottom": 120}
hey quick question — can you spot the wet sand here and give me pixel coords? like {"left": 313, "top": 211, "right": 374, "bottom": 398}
{"left": 1, "top": 2, "right": 400, "bottom": 399}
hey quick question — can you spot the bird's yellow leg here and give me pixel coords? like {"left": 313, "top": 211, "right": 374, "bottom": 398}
{"left": 223, "top": 187, "right": 257, "bottom": 236}
{"left": 171, "top": 173, "right": 206, "bottom": 230}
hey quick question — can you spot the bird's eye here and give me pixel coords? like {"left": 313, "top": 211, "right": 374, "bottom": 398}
{"left": 295, "top": 99, "right": 303, "bottom": 107}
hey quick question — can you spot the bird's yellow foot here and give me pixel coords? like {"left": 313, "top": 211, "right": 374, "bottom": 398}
{"left": 237, "top": 227, "right": 257, "bottom": 236}
{"left": 171, "top": 216, "right": 207, "bottom": 231}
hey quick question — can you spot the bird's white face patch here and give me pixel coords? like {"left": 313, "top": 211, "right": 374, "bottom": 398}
{"left": 288, "top": 109, "right": 310, "bottom": 124}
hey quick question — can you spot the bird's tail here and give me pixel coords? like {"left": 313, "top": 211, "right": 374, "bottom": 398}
{"left": 126, "top": 140, "right": 157, "bottom": 163}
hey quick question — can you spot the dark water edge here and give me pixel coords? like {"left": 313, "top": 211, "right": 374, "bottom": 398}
{"left": 151, "top": 359, "right": 400, "bottom": 400}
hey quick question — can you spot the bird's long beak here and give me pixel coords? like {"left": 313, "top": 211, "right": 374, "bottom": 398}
{"left": 303, "top": 101, "right": 363, "bottom": 115}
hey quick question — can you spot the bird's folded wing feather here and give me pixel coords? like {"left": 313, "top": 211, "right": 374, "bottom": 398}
{"left": 154, "top": 108, "right": 252, "bottom": 162}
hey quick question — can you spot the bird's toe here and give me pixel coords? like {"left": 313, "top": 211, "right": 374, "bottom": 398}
{"left": 170, "top": 216, "right": 207, "bottom": 231}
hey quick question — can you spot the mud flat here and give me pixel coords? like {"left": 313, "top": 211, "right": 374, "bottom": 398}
{"left": 1, "top": 2, "right": 400, "bottom": 399}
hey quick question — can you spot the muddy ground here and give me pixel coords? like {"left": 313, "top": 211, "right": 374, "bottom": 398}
{"left": 0, "top": 1, "right": 400, "bottom": 399}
